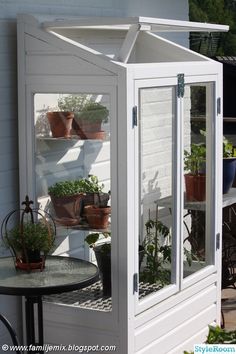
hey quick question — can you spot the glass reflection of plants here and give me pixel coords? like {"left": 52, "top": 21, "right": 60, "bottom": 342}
{"left": 140, "top": 216, "right": 171, "bottom": 286}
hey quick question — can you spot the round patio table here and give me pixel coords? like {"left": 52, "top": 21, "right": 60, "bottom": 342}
{"left": 0, "top": 255, "right": 99, "bottom": 354}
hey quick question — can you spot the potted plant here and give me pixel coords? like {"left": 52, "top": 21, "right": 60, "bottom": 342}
{"left": 3, "top": 221, "right": 55, "bottom": 270}
{"left": 48, "top": 175, "right": 110, "bottom": 226}
{"left": 85, "top": 232, "right": 111, "bottom": 296}
{"left": 48, "top": 180, "right": 85, "bottom": 226}
{"left": 184, "top": 143, "right": 206, "bottom": 202}
{"left": 223, "top": 136, "right": 236, "bottom": 194}
{"left": 140, "top": 217, "right": 171, "bottom": 286}
{"left": 46, "top": 94, "right": 89, "bottom": 138}
{"left": 77, "top": 175, "right": 110, "bottom": 210}
{"left": 73, "top": 101, "right": 109, "bottom": 140}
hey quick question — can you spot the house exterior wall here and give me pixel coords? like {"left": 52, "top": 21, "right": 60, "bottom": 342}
{"left": 0, "top": 0, "right": 188, "bottom": 347}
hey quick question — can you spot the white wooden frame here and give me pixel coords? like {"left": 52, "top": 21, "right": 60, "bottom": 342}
{"left": 133, "top": 72, "right": 222, "bottom": 315}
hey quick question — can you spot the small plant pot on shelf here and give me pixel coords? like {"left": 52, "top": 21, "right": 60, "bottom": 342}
{"left": 184, "top": 174, "right": 206, "bottom": 202}
{"left": 49, "top": 193, "right": 84, "bottom": 226}
{"left": 84, "top": 205, "right": 111, "bottom": 229}
{"left": 73, "top": 119, "right": 105, "bottom": 140}
{"left": 47, "top": 111, "right": 74, "bottom": 138}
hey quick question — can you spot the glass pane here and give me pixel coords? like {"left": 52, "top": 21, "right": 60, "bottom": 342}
{"left": 34, "top": 93, "right": 112, "bottom": 309}
{"left": 183, "top": 84, "right": 213, "bottom": 278}
{"left": 138, "top": 86, "right": 175, "bottom": 300}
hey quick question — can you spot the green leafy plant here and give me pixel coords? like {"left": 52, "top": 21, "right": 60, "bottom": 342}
{"left": 223, "top": 136, "right": 235, "bottom": 158}
{"left": 4, "top": 221, "right": 55, "bottom": 254}
{"left": 79, "top": 101, "right": 109, "bottom": 123}
{"left": 85, "top": 232, "right": 111, "bottom": 255}
{"left": 184, "top": 143, "right": 206, "bottom": 175}
{"left": 57, "top": 94, "right": 90, "bottom": 112}
{"left": 48, "top": 175, "right": 104, "bottom": 197}
{"left": 140, "top": 217, "right": 171, "bottom": 285}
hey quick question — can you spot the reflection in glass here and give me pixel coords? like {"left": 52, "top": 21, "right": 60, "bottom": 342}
{"left": 183, "top": 84, "right": 212, "bottom": 278}
{"left": 34, "top": 93, "right": 112, "bottom": 305}
{"left": 138, "top": 87, "right": 175, "bottom": 299}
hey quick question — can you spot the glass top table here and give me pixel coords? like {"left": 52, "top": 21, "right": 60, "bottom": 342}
{"left": 0, "top": 255, "right": 99, "bottom": 296}
{"left": 0, "top": 255, "right": 99, "bottom": 353}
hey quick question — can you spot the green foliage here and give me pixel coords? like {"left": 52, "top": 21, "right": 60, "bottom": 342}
{"left": 85, "top": 232, "right": 111, "bottom": 254}
{"left": 57, "top": 94, "right": 89, "bottom": 112}
{"left": 184, "top": 143, "right": 206, "bottom": 175}
{"left": 189, "top": 0, "right": 236, "bottom": 56}
{"left": 184, "top": 325, "right": 236, "bottom": 353}
{"left": 48, "top": 175, "right": 104, "bottom": 197}
{"left": 4, "top": 221, "right": 55, "bottom": 254}
{"left": 223, "top": 136, "right": 235, "bottom": 157}
{"left": 57, "top": 95, "right": 109, "bottom": 124}
{"left": 79, "top": 101, "right": 109, "bottom": 123}
{"left": 140, "top": 218, "right": 171, "bottom": 285}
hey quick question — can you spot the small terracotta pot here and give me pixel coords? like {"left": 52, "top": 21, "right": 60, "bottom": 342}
{"left": 47, "top": 112, "right": 74, "bottom": 138}
{"left": 49, "top": 193, "right": 84, "bottom": 226}
{"left": 84, "top": 205, "right": 111, "bottom": 229}
{"left": 185, "top": 174, "right": 206, "bottom": 202}
{"left": 15, "top": 256, "right": 45, "bottom": 271}
{"left": 72, "top": 119, "right": 105, "bottom": 140}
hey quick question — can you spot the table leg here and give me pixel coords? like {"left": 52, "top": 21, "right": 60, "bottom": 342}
{"left": 25, "top": 296, "right": 44, "bottom": 354}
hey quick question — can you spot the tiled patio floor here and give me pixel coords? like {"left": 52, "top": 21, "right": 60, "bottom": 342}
{"left": 221, "top": 288, "right": 236, "bottom": 330}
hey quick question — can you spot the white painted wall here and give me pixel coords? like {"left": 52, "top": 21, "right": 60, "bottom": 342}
{"left": 0, "top": 0, "right": 188, "bottom": 347}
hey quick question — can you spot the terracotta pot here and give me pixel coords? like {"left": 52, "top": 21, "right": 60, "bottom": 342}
{"left": 49, "top": 193, "right": 84, "bottom": 226}
{"left": 81, "top": 192, "right": 110, "bottom": 212}
{"left": 84, "top": 205, "right": 111, "bottom": 229}
{"left": 15, "top": 254, "right": 45, "bottom": 271}
{"left": 72, "top": 119, "right": 105, "bottom": 140}
{"left": 185, "top": 174, "right": 206, "bottom": 202}
{"left": 47, "top": 112, "right": 74, "bottom": 138}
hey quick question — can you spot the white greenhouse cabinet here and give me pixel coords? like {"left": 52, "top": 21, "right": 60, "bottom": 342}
{"left": 17, "top": 14, "right": 228, "bottom": 354}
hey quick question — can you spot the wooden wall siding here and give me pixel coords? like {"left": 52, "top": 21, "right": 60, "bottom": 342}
{"left": 135, "top": 283, "right": 217, "bottom": 352}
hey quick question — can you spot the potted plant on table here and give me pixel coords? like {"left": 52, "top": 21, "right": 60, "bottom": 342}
{"left": 4, "top": 221, "right": 55, "bottom": 270}
{"left": 184, "top": 143, "right": 206, "bottom": 202}
{"left": 73, "top": 101, "right": 109, "bottom": 140}
{"left": 1, "top": 196, "right": 56, "bottom": 271}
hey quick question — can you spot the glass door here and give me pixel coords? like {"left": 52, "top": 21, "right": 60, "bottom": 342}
{"left": 135, "top": 77, "right": 218, "bottom": 313}
{"left": 135, "top": 79, "right": 179, "bottom": 311}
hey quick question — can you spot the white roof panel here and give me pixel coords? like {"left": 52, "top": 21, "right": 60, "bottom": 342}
{"left": 43, "top": 16, "right": 229, "bottom": 33}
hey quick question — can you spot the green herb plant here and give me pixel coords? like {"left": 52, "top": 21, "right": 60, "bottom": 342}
{"left": 48, "top": 175, "right": 104, "bottom": 198}
{"left": 4, "top": 221, "right": 55, "bottom": 254}
{"left": 79, "top": 101, "right": 109, "bottom": 123}
{"left": 223, "top": 136, "right": 235, "bottom": 158}
{"left": 184, "top": 143, "right": 206, "bottom": 175}
{"left": 140, "top": 217, "right": 171, "bottom": 286}
{"left": 57, "top": 94, "right": 90, "bottom": 112}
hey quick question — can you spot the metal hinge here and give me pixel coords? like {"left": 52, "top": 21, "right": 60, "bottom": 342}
{"left": 216, "top": 233, "right": 220, "bottom": 250}
{"left": 217, "top": 97, "right": 221, "bottom": 114}
{"left": 132, "top": 106, "right": 138, "bottom": 127}
{"left": 177, "top": 73, "right": 185, "bottom": 98}
{"left": 133, "top": 273, "right": 138, "bottom": 293}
